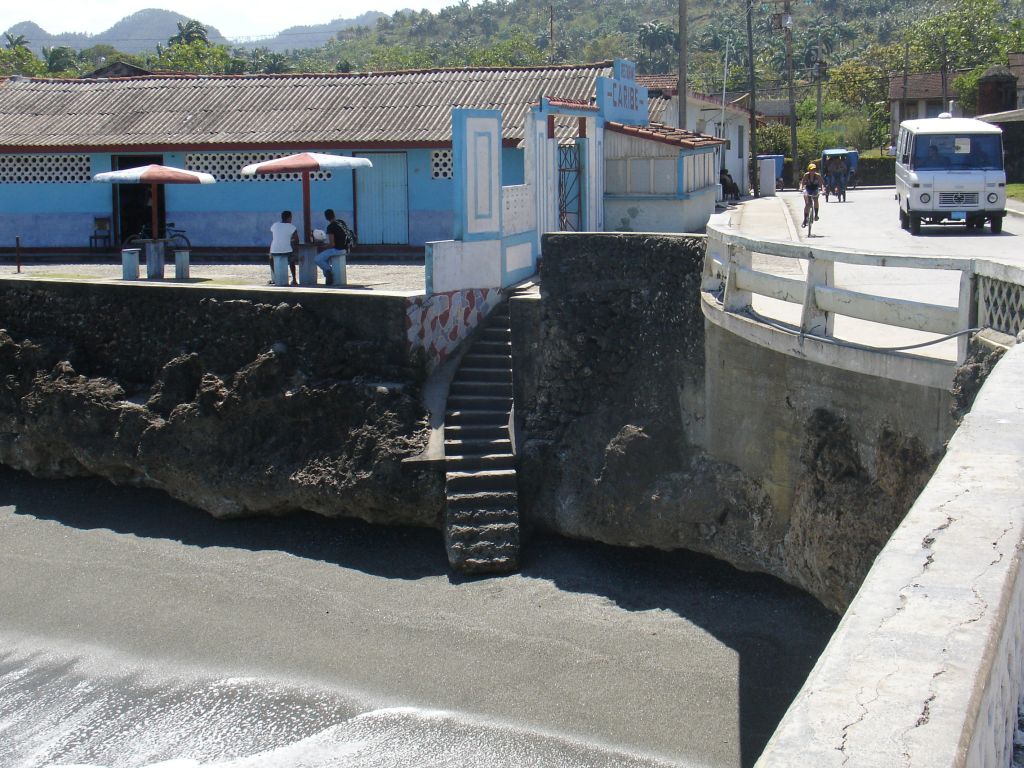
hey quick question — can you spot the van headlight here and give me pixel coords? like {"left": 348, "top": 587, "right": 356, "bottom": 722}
{"left": 919, "top": 193, "right": 931, "bottom": 204}
{"left": 988, "top": 192, "right": 999, "bottom": 204}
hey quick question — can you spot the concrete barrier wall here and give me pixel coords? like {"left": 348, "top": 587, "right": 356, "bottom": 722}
{"left": 756, "top": 343, "right": 1024, "bottom": 767}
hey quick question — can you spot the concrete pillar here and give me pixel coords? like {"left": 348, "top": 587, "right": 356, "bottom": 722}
{"left": 272, "top": 254, "right": 290, "bottom": 286}
{"left": 330, "top": 252, "right": 347, "bottom": 286}
{"left": 121, "top": 248, "right": 140, "bottom": 281}
{"left": 298, "top": 243, "right": 318, "bottom": 286}
{"left": 144, "top": 240, "right": 165, "bottom": 280}
{"left": 174, "top": 250, "right": 190, "bottom": 280}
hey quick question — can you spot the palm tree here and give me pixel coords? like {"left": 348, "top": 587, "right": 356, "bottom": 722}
{"left": 4, "top": 33, "right": 29, "bottom": 50}
{"left": 42, "top": 45, "right": 77, "bottom": 72}
{"left": 169, "top": 20, "right": 209, "bottom": 46}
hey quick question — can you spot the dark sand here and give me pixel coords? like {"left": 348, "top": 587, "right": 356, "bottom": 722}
{"left": 0, "top": 466, "right": 837, "bottom": 767}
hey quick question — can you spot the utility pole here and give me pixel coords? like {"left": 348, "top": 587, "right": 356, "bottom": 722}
{"left": 784, "top": 0, "right": 797, "bottom": 186}
{"left": 747, "top": 0, "right": 759, "bottom": 197}
{"left": 549, "top": 5, "right": 555, "bottom": 64}
{"left": 678, "top": 0, "right": 688, "bottom": 129}
{"left": 815, "top": 31, "right": 823, "bottom": 130}
{"left": 940, "top": 36, "right": 949, "bottom": 109}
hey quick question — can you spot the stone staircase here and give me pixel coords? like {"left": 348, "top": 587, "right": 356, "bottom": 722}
{"left": 444, "top": 302, "right": 520, "bottom": 574}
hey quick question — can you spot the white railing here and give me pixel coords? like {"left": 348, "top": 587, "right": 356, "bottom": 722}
{"left": 502, "top": 184, "right": 534, "bottom": 237}
{"left": 704, "top": 223, "right": 978, "bottom": 366}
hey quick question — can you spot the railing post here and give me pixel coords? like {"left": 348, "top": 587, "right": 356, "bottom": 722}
{"left": 800, "top": 252, "right": 834, "bottom": 336}
{"left": 702, "top": 231, "right": 726, "bottom": 292}
{"left": 957, "top": 267, "right": 976, "bottom": 364}
{"left": 723, "top": 244, "right": 753, "bottom": 312}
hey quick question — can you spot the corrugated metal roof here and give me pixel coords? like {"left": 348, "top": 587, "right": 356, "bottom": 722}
{"left": 887, "top": 70, "right": 971, "bottom": 101}
{"left": 0, "top": 63, "right": 614, "bottom": 150}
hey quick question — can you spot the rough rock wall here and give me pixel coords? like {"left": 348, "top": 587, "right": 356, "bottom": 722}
{"left": 0, "top": 281, "right": 444, "bottom": 525}
{"left": 513, "top": 233, "right": 948, "bottom": 612}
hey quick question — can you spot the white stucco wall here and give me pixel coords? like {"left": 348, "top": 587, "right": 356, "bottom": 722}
{"left": 604, "top": 186, "right": 716, "bottom": 233}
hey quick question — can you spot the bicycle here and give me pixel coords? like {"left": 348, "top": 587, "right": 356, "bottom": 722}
{"left": 802, "top": 189, "right": 821, "bottom": 237}
{"left": 124, "top": 222, "right": 191, "bottom": 250}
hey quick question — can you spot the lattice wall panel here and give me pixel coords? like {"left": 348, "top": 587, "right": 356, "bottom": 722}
{"left": 185, "top": 152, "right": 331, "bottom": 182}
{"left": 978, "top": 276, "right": 1024, "bottom": 335}
{"left": 431, "top": 150, "right": 453, "bottom": 179}
{"left": 0, "top": 154, "right": 90, "bottom": 183}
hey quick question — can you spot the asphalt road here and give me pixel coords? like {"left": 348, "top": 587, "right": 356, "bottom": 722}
{"left": 728, "top": 188, "right": 1023, "bottom": 360}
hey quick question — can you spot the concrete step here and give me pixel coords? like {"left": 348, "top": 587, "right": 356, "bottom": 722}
{"left": 444, "top": 423, "right": 508, "bottom": 440}
{"left": 449, "top": 380, "right": 512, "bottom": 397}
{"left": 460, "top": 353, "right": 512, "bottom": 369}
{"left": 446, "top": 490, "right": 518, "bottom": 509}
{"left": 446, "top": 522, "right": 520, "bottom": 543}
{"left": 472, "top": 340, "right": 512, "bottom": 354}
{"left": 447, "top": 539, "right": 520, "bottom": 558}
{"left": 445, "top": 409, "right": 509, "bottom": 426}
{"left": 457, "top": 556, "right": 519, "bottom": 574}
{"left": 454, "top": 366, "right": 512, "bottom": 383}
{"left": 446, "top": 507, "right": 519, "bottom": 526}
{"left": 445, "top": 453, "right": 516, "bottom": 470}
{"left": 447, "top": 394, "right": 512, "bottom": 410}
{"left": 444, "top": 437, "right": 513, "bottom": 454}
{"left": 446, "top": 468, "right": 517, "bottom": 492}
{"left": 480, "top": 326, "right": 511, "bottom": 341}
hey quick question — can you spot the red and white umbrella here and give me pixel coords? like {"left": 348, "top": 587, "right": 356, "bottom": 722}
{"left": 240, "top": 153, "right": 373, "bottom": 243}
{"left": 94, "top": 164, "right": 215, "bottom": 242}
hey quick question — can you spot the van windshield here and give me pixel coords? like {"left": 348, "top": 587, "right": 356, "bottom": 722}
{"left": 912, "top": 134, "right": 1003, "bottom": 171}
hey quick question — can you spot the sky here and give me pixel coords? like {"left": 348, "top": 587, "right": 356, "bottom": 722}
{"left": 1, "top": 0, "right": 463, "bottom": 41}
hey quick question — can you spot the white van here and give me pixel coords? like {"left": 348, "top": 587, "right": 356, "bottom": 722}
{"left": 895, "top": 113, "right": 1006, "bottom": 234}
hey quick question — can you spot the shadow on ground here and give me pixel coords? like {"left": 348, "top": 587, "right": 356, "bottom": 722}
{"left": 1, "top": 465, "right": 837, "bottom": 767}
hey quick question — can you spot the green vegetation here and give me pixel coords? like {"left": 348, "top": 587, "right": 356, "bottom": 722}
{"left": 1006, "top": 184, "right": 1024, "bottom": 202}
{"left": 1, "top": 0, "right": 1021, "bottom": 157}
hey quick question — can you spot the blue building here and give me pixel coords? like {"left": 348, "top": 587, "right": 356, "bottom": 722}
{"left": 0, "top": 64, "right": 614, "bottom": 252}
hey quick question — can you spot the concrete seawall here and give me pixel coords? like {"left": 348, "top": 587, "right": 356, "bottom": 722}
{"left": 756, "top": 342, "right": 1024, "bottom": 768}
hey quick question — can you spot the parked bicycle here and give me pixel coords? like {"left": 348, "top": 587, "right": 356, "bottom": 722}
{"left": 124, "top": 222, "right": 191, "bottom": 250}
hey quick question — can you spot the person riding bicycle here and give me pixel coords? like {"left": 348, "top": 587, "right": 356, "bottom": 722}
{"left": 800, "top": 162, "right": 824, "bottom": 228}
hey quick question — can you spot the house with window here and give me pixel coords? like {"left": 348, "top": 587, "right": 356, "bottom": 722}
{"left": 0, "top": 62, "right": 725, "bottom": 253}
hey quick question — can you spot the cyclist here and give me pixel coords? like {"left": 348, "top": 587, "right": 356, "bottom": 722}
{"left": 799, "top": 162, "right": 824, "bottom": 228}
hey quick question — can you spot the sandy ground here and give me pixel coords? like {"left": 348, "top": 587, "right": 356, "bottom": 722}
{"left": 0, "top": 466, "right": 837, "bottom": 767}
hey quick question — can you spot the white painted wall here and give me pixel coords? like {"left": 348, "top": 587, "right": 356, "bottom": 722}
{"left": 426, "top": 239, "right": 502, "bottom": 293}
{"left": 604, "top": 186, "right": 716, "bottom": 233}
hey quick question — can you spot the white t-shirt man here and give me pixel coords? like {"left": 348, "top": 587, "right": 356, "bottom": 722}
{"left": 270, "top": 220, "right": 297, "bottom": 254}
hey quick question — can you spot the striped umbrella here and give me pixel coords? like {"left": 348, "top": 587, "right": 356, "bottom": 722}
{"left": 94, "top": 165, "right": 215, "bottom": 243}
{"left": 240, "top": 153, "right": 373, "bottom": 243}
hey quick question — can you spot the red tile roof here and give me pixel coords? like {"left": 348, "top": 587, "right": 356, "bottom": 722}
{"left": 604, "top": 120, "right": 726, "bottom": 149}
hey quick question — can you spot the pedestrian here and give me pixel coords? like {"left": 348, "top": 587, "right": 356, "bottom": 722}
{"left": 314, "top": 208, "right": 354, "bottom": 286}
{"left": 269, "top": 210, "right": 299, "bottom": 285}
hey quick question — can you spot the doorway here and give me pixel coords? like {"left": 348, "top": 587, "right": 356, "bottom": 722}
{"left": 354, "top": 152, "right": 408, "bottom": 245}
{"left": 112, "top": 154, "right": 164, "bottom": 244}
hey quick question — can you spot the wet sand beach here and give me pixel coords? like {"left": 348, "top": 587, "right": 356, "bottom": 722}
{"left": 0, "top": 467, "right": 837, "bottom": 767}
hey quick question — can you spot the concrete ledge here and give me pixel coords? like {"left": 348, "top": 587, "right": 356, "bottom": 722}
{"left": 701, "top": 292, "right": 956, "bottom": 390}
{"left": 756, "top": 343, "right": 1024, "bottom": 767}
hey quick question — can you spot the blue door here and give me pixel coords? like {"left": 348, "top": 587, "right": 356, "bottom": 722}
{"left": 355, "top": 152, "right": 408, "bottom": 245}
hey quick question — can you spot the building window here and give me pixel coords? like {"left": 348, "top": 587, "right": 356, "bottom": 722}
{"left": 737, "top": 126, "right": 745, "bottom": 159}
{"left": 0, "top": 154, "right": 90, "bottom": 184}
{"left": 431, "top": 150, "right": 453, "bottom": 179}
{"left": 185, "top": 152, "right": 332, "bottom": 182}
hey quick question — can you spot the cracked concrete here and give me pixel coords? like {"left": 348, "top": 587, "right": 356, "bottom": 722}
{"left": 755, "top": 344, "right": 1024, "bottom": 768}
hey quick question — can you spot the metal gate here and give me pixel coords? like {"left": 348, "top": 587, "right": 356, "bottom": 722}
{"left": 558, "top": 144, "right": 581, "bottom": 232}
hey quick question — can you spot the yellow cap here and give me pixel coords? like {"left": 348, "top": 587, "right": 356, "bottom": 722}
{"left": 808, "top": 163, "right": 817, "bottom": 170}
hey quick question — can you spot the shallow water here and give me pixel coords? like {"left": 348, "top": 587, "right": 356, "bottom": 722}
{"left": 0, "top": 467, "right": 837, "bottom": 768}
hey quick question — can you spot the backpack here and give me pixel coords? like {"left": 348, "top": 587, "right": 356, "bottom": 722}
{"left": 339, "top": 220, "right": 356, "bottom": 250}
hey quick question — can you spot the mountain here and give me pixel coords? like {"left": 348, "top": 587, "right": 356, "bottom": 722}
{"left": 234, "top": 12, "right": 388, "bottom": 52}
{"left": 3, "top": 8, "right": 386, "bottom": 55}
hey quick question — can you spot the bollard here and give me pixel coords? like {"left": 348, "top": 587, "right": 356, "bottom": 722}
{"left": 174, "top": 249, "right": 190, "bottom": 280}
{"left": 15, "top": 235, "right": 22, "bottom": 273}
{"left": 145, "top": 240, "right": 165, "bottom": 279}
{"left": 121, "top": 248, "right": 141, "bottom": 280}
{"left": 330, "top": 252, "right": 347, "bottom": 286}
{"left": 272, "top": 254, "right": 289, "bottom": 286}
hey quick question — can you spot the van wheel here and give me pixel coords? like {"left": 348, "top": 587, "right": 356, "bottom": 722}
{"left": 900, "top": 209, "right": 909, "bottom": 230}
{"left": 910, "top": 214, "right": 921, "bottom": 235}
{"left": 990, "top": 215, "right": 1003, "bottom": 234}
